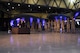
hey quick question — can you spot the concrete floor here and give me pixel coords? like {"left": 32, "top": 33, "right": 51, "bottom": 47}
{"left": 0, "top": 31, "right": 80, "bottom": 53}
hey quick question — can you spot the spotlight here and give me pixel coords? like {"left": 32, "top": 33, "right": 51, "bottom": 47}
{"left": 49, "top": 7, "right": 51, "bottom": 9}
{"left": 28, "top": 5, "right": 30, "bottom": 7}
{"left": 30, "top": 17, "right": 33, "bottom": 26}
{"left": 10, "top": 20, "right": 14, "bottom": 27}
{"left": 16, "top": 18, "right": 20, "bottom": 24}
{"left": 7, "top": 9, "right": 9, "bottom": 11}
{"left": 77, "top": 21, "right": 79, "bottom": 25}
{"left": 38, "top": 6, "right": 40, "bottom": 8}
{"left": 37, "top": 18, "right": 40, "bottom": 23}
{"left": 42, "top": 20, "right": 45, "bottom": 26}
{"left": 8, "top": 3, "right": 10, "bottom": 5}
{"left": 12, "top": 7, "right": 14, "bottom": 9}
{"left": 18, "top": 4, "right": 20, "bottom": 6}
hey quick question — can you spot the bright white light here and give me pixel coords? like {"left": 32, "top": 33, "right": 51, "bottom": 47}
{"left": 12, "top": 7, "right": 14, "bottom": 9}
{"left": 18, "top": 4, "right": 20, "bottom": 6}
{"left": 38, "top": 6, "right": 40, "bottom": 8}
{"left": 28, "top": 5, "right": 30, "bottom": 7}
{"left": 64, "top": 20, "right": 67, "bottom": 22}
{"left": 49, "top": 7, "right": 51, "bottom": 9}
{"left": 7, "top": 9, "right": 9, "bottom": 11}
{"left": 75, "top": 19, "right": 80, "bottom": 21}
{"left": 8, "top": 3, "right": 10, "bottom": 5}
{"left": 70, "top": 0, "right": 75, "bottom": 4}
{"left": 77, "top": 21, "right": 79, "bottom": 25}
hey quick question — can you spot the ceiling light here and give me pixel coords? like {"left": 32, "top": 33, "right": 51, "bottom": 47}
{"left": 49, "top": 7, "right": 51, "bottom": 9}
{"left": 18, "top": 4, "right": 20, "bottom": 6}
{"left": 38, "top": 6, "right": 40, "bottom": 8}
{"left": 12, "top": 7, "right": 14, "bottom": 9}
{"left": 8, "top": 3, "right": 10, "bottom": 5}
{"left": 7, "top": 9, "right": 9, "bottom": 11}
{"left": 28, "top": 5, "right": 30, "bottom": 7}
{"left": 69, "top": 0, "right": 76, "bottom": 4}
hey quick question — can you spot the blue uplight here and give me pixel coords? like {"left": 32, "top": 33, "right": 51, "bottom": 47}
{"left": 55, "top": 16, "right": 58, "bottom": 21}
{"left": 30, "top": 17, "right": 33, "bottom": 26}
{"left": 16, "top": 18, "right": 20, "bottom": 24}
{"left": 64, "top": 17, "right": 67, "bottom": 22}
{"left": 64, "top": 17, "right": 67, "bottom": 20}
{"left": 60, "top": 16, "right": 62, "bottom": 21}
{"left": 60, "top": 16, "right": 62, "bottom": 19}
{"left": 10, "top": 20, "right": 14, "bottom": 27}
{"left": 22, "top": 17, "right": 25, "bottom": 21}
{"left": 37, "top": 18, "right": 40, "bottom": 24}
{"left": 30, "top": 17, "right": 33, "bottom": 23}
{"left": 42, "top": 19, "right": 45, "bottom": 26}
{"left": 75, "top": 12, "right": 79, "bottom": 17}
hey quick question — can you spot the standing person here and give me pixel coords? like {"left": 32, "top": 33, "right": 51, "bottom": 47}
{"left": 18, "top": 19, "right": 26, "bottom": 28}
{"left": 21, "top": 20, "right": 26, "bottom": 28}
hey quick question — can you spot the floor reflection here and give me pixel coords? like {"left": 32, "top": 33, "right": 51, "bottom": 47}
{"left": 0, "top": 32, "right": 80, "bottom": 53}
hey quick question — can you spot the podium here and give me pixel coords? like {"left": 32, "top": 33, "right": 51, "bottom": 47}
{"left": 12, "top": 27, "right": 30, "bottom": 34}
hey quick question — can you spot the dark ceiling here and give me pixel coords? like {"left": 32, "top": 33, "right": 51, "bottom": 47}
{"left": 0, "top": 1, "right": 75, "bottom": 14}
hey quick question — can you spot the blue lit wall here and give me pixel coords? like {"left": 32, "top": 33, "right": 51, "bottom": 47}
{"left": 10, "top": 15, "right": 46, "bottom": 27}
{"left": 30, "top": 17, "right": 33, "bottom": 26}
{"left": 37, "top": 18, "right": 40, "bottom": 24}
{"left": 10, "top": 17, "right": 25, "bottom": 27}
{"left": 42, "top": 19, "right": 45, "bottom": 26}
{"left": 54, "top": 14, "right": 68, "bottom": 21}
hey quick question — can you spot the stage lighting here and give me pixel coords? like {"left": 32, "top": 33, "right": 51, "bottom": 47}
{"left": 22, "top": 17, "right": 25, "bottom": 21}
{"left": 7, "top": 9, "right": 9, "bottom": 11}
{"left": 42, "top": 19, "right": 45, "bottom": 26}
{"left": 38, "top": 6, "right": 40, "bottom": 8}
{"left": 30, "top": 17, "right": 33, "bottom": 23}
{"left": 60, "top": 16, "right": 62, "bottom": 19}
{"left": 64, "top": 17, "right": 67, "bottom": 22}
{"left": 28, "top": 5, "right": 30, "bottom": 7}
{"left": 10, "top": 20, "right": 14, "bottom": 27}
{"left": 8, "top": 3, "right": 10, "bottom": 5}
{"left": 12, "top": 7, "right": 14, "bottom": 9}
{"left": 18, "top": 4, "right": 20, "bottom": 6}
{"left": 16, "top": 18, "right": 20, "bottom": 24}
{"left": 49, "top": 7, "right": 51, "bottom": 9}
{"left": 37, "top": 18, "right": 40, "bottom": 24}
{"left": 30, "top": 17, "right": 33, "bottom": 26}
{"left": 77, "top": 21, "right": 80, "bottom": 25}
{"left": 75, "top": 12, "right": 79, "bottom": 17}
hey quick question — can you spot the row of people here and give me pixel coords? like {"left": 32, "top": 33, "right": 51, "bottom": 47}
{"left": 17, "top": 19, "right": 75, "bottom": 33}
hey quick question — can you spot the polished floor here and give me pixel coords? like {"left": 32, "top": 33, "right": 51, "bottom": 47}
{"left": 0, "top": 31, "right": 80, "bottom": 53}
